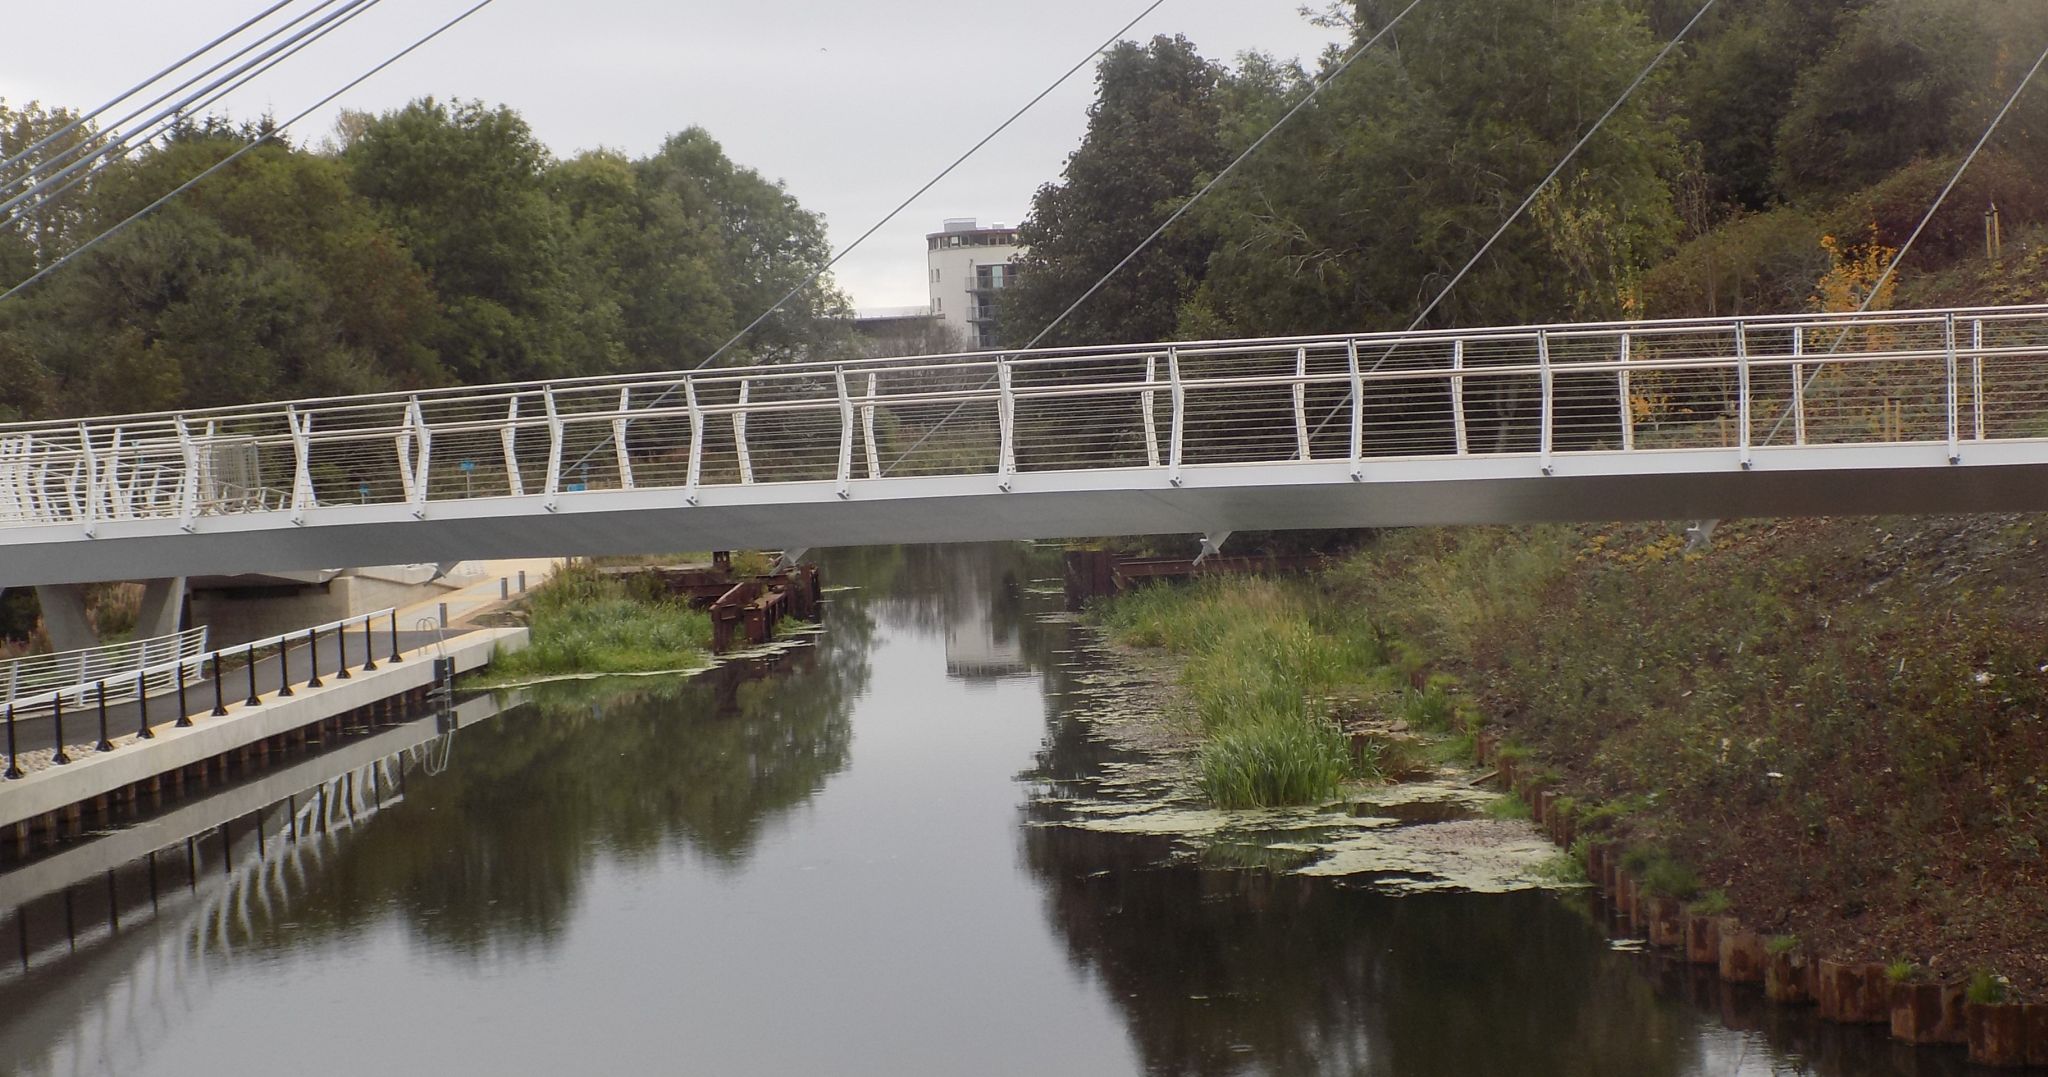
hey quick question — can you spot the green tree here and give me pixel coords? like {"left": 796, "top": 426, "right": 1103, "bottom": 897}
{"left": 1000, "top": 35, "right": 1231, "bottom": 348}
{"left": 635, "top": 128, "right": 846, "bottom": 365}
{"left": 1773, "top": 0, "right": 2048, "bottom": 199}
{"left": 1183, "top": 0, "right": 1682, "bottom": 337}
{"left": 344, "top": 98, "right": 583, "bottom": 382}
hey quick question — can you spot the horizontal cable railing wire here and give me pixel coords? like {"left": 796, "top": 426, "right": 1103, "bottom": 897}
{"left": 1, "top": 305, "right": 2047, "bottom": 530}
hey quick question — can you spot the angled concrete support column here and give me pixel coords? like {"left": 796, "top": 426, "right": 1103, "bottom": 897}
{"left": 34, "top": 584, "right": 96, "bottom": 652}
{"left": 137, "top": 577, "right": 187, "bottom": 639}
{"left": 33, "top": 577, "right": 185, "bottom": 651}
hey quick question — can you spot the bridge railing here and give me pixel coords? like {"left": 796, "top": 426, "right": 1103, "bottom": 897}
{"left": 3, "top": 627, "right": 210, "bottom": 709}
{"left": 3, "top": 304, "right": 2047, "bottom": 530}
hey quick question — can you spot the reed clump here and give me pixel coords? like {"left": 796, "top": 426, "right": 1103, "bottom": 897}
{"left": 489, "top": 562, "right": 712, "bottom": 679}
{"left": 1096, "top": 578, "right": 1388, "bottom": 808}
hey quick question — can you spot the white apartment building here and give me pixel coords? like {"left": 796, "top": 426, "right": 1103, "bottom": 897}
{"left": 926, "top": 218, "right": 1024, "bottom": 350}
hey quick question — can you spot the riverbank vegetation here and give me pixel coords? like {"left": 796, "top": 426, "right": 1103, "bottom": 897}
{"left": 1337, "top": 518, "right": 2048, "bottom": 999}
{"left": 485, "top": 562, "right": 711, "bottom": 681}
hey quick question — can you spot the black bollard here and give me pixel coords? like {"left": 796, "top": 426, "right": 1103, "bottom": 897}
{"left": 211, "top": 655, "right": 228, "bottom": 717}
{"left": 178, "top": 660, "right": 194, "bottom": 727}
{"left": 4, "top": 703, "right": 20, "bottom": 779}
{"left": 305, "top": 628, "right": 323, "bottom": 689}
{"left": 362, "top": 619, "right": 377, "bottom": 672}
{"left": 245, "top": 646, "right": 260, "bottom": 707}
{"left": 388, "top": 611, "right": 403, "bottom": 663}
{"left": 95, "top": 681, "right": 114, "bottom": 752}
{"left": 135, "top": 671, "right": 153, "bottom": 740}
{"left": 52, "top": 695, "right": 70, "bottom": 765}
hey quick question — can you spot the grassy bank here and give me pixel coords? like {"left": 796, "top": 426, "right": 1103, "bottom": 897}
{"left": 486, "top": 562, "right": 712, "bottom": 680}
{"left": 1093, "top": 577, "right": 1399, "bottom": 808}
{"left": 1332, "top": 518, "right": 2048, "bottom": 999}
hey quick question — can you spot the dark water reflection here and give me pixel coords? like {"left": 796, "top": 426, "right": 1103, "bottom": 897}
{"left": 0, "top": 544, "right": 1961, "bottom": 1075}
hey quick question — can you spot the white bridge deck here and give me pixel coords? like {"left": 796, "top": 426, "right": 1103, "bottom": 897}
{"left": 3, "top": 304, "right": 2048, "bottom": 587}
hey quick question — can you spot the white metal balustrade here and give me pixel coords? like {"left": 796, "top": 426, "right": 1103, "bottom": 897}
{"left": 2, "top": 304, "right": 2048, "bottom": 586}
{"left": 2, "top": 627, "right": 209, "bottom": 708}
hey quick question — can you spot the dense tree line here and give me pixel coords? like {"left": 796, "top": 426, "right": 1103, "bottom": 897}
{"left": 1004, "top": 0, "right": 2048, "bottom": 347}
{"left": 0, "top": 98, "right": 848, "bottom": 420}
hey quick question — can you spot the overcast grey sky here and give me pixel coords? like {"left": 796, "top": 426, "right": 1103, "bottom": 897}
{"left": 0, "top": 1, "right": 1344, "bottom": 312}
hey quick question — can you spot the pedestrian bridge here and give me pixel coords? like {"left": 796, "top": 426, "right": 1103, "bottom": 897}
{"left": 3, "top": 304, "right": 2047, "bottom": 588}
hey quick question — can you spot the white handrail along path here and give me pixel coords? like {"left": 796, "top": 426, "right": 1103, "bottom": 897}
{"left": 3, "top": 305, "right": 2048, "bottom": 586}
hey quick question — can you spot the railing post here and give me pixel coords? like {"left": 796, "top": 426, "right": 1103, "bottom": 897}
{"left": 1971, "top": 318, "right": 1985, "bottom": 442}
{"left": 212, "top": 654, "right": 228, "bottom": 717}
{"left": 735, "top": 379, "right": 754, "bottom": 485}
{"left": 834, "top": 366, "right": 854, "bottom": 499}
{"left": 363, "top": 619, "right": 378, "bottom": 672}
{"left": 51, "top": 696, "right": 69, "bottom": 765}
{"left": 1735, "top": 320, "right": 1752, "bottom": 469}
{"left": 684, "top": 378, "right": 703, "bottom": 503}
{"left": 1944, "top": 312, "right": 1960, "bottom": 463}
{"left": 1167, "top": 347, "right": 1185, "bottom": 487}
{"left": 502, "top": 397, "right": 523, "bottom": 497}
{"left": 542, "top": 386, "right": 563, "bottom": 512}
{"left": 995, "top": 355, "right": 1016, "bottom": 491}
{"left": 287, "top": 406, "right": 313, "bottom": 524}
{"left": 245, "top": 645, "right": 261, "bottom": 707}
{"left": 335, "top": 625, "right": 352, "bottom": 680}
{"left": 1347, "top": 339, "right": 1364, "bottom": 480}
{"left": 1293, "top": 347, "right": 1311, "bottom": 461}
{"left": 4, "top": 704, "right": 19, "bottom": 779}
{"left": 95, "top": 681, "right": 113, "bottom": 752}
{"left": 1791, "top": 326, "right": 1807, "bottom": 446}
{"left": 405, "top": 396, "right": 431, "bottom": 518}
{"left": 863, "top": 372, "right": 881, "bottom": 480}
{"left": 77, "top": 422, "right": 98, "bottom": 537}
{"left": 305, "top": 628, "right": 322, "bottom": 689}
{"left": 179, "top": 659, "right": 195, "bottom": 726}
{"left": 276, "top": 636, "right": 294, "bottom": 697}
{"left": 1142, "top": 354, "right": 1161, "bottom": 468}
{"left": 1537, "top": 331, "right": 1554, "bottom": 475}
{"left": 175, "top": 415, "right": 199, "bottom": 532}
{"left": 1453, "top": 339, "right": 1470, "bottom": 456}
{"left": 1616, "top": 334, "right": 1633, "bottom": 452}
{"left": 613, "top": 387, "right": 635, "bottom": 490}
{"left": 135, "top": 671, "right": 152, "bottom": 739}
{"left": 388, "top": 611, "right": 403, "bottom": 663}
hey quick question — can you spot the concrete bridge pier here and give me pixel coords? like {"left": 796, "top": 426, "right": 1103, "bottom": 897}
{"left": 34, "top": 577, "right": 185, "bottom": 651}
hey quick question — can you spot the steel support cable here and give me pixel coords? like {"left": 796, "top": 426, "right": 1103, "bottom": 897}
{"left": 1758, "top": 30, "right": 2048, "bottom": 447}
{"left": 555, "top": 0, "right": 1171, "bottom": 478}
{"left": 0, "top": 0, "right": 374, "bottom": 223}
{"left": 13, "top": 0, "right": 392, "bottom": 223}
{"left": 0, "top": 0, "right": 502, "bottom": 306}
{"left": 0, "top": 0, "right": 299, "bottom": 177}
{"left": 1298, "top": 0, "right": 1720, "bottom": 449}
{"left": 878, "top": 0, "right": 1429, "bottom": 477}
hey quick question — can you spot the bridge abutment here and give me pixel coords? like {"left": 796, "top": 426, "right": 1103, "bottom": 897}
{"left": 33, "top": 578, "right": 185, "bottom": 650}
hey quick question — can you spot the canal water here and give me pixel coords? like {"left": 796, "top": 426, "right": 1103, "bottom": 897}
{"left": 0, "top": 544, "right": 1950, "bottom": 1075}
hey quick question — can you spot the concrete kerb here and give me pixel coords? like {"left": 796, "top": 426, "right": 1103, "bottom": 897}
{"left": 0, "top": 627, "right": 527, "bottom": 833}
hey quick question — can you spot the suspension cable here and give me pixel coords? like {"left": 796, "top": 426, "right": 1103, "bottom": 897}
{"left": 11, "top": 0, "right": 390, "bottom": 225}
{"left": 0, "top": 0, "right": 501, "bottom": 306}
{"left": 0, "top": 0, "right": 298, "bottom": 177}
{"left": 1, "top": 0, "right": 376, "bottom": 223}
{"left": 879, "top": 0, "right": 1427, "bottom": 476}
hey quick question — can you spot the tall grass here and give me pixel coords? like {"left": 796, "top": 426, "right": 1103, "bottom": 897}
{"left": 1096, "top": 578, "right": 1386, "bottom": 808}
{"left": 489, "top": 562, "right": 712, "bottom": 679}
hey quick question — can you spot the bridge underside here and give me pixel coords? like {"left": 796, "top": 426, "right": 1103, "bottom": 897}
{"left": 3, "top": 442, "right": 2045, "bottom": 589}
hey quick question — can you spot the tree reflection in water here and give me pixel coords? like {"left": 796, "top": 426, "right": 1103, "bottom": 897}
{"left": 230, "top": 579, "right": 875, "bottom": 961}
